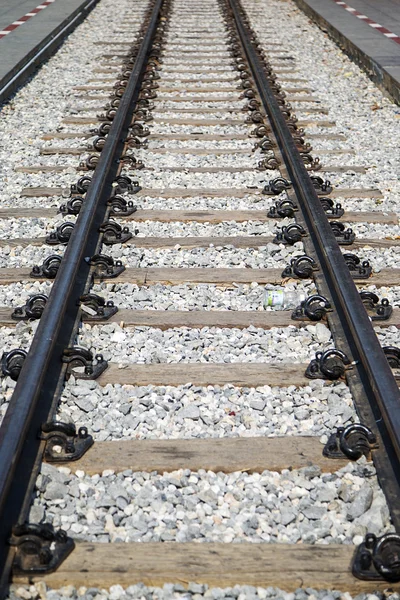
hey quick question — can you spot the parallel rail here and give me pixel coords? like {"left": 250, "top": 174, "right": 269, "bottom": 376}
{"left": 0, "top": 0, "right": 164, "bottom": 593}
{"left": 228, "top": 0, "right": 400, "bottom": 528}
{"left": 0, "top": 0, "right": 400, "bottom": 594}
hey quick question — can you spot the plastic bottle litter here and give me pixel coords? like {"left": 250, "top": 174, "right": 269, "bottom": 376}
{"left": 263, "top": 287, "right": 306, "bottom": 310}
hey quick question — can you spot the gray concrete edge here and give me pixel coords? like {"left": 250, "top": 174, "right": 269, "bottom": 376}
{"left": 292, "top": 0, "right": 400, "bottom": 105}
{"left": 0, "top": 0, "right": 100, "bottom": 106}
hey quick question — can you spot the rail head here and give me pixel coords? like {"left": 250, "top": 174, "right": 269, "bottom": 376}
{"left": 0, "top": 0, "right": 165, "bottom": 594}
{"left": 226, "top": 0, "right": 400, "bottom": 530}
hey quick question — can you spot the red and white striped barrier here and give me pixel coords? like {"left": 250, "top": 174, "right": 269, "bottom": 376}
{"left": 0, "top": 0, "right": 56, "bottom": 40}
{"left": 331, "top": 0, "right": 400, "bottom": 45}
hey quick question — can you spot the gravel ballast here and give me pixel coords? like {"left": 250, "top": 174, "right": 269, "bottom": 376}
{"left": 29, "top": 461, "right": 390, "bottom": 545}
{"left": 2, "top": 0, "right": 400, "bottom": 595}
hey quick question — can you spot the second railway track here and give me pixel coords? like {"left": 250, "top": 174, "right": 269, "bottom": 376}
{"left": 1, "top": 0, "right": 400, "bottom": 597}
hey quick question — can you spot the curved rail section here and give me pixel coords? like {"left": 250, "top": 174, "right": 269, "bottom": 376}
{"left": 0, "top": 0, "right": 165, "bottom": 594}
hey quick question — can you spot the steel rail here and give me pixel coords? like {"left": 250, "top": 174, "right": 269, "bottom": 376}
{"left": 0, "top": 0, "right": 164, "bottom": 594}
{"left": 228, "top": 0, "right": 400, "bottom": 526}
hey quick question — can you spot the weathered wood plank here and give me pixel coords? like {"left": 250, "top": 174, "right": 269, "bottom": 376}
{"left": 66, "top": 436, "right": 348, "bottom": 475}
{"left": 41, "top": 132, "right": 92, "bottom": 140}
{"left": 103, "top": 268, "right": 400, "bottom": 287}
{"left": 0, "top": 267, "right": 397, "bottom": 287}
{"left": 1, "top": 234, "right": 396, "bottom": 250}
{"left": 153, "top": 117, "right": 245, "bottom": 125}
{"left": 107, "top": 267, "right": 284, "bottom": 285}
{"left": 148, "top": 117, "right": 336, "bottom": 128}
{"left": 132, "top": 147, "right": 354, "bottom": 156}
{"left": 0, "top": 269, "right": 33, "bottom": 284}
{"left": 0, "top": 208, "right": 59, "bottom": 218}
{"left": 0, "top": 236, "right": 272, "bottom": 249}
{"left": 117, "top": 235, "right": 275, "bottom": 248}
{"left": 62, "top": 116, "right": 101, "bottom": 124}
{"left": 40, "top": 147, "right": 85, "bottom": 155}
{"left": 132, "top": 209, "right": 396, "bottom": 224}
{"left": 15, "top": 166, "right": 73, "bottom": 173}
{"left": 20, "top": 161, "right": 366, "bottom": 175}
{"left": 98, "top": 362, "right": 312, "bottom": 387}
{"left": 20, "top": 186, "right": 383, "bottom": 199}
{"left": 19, "top": 542, "right": 396, "bottom": 592}
{"left": 156, "top": 165, "right": 367, "bottom": 174}
{"left": 0, "top": 208, "right": 394, "bottom": 224}
{"left": 146, "top": 132, "right": 344, "bottom": 139}
{"left": 109, "top": 308, "right": 301, "bottom": 328}
{"left": 1, "top": 306, "right": 399, "bottom": 328}
{"left": 0, "top": 308, "right": 300, "bottom": 327}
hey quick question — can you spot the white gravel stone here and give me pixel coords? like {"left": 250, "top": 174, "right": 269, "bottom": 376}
{"left": 0, "top": 217, "right": 76, "bottom": 240}
{"left": 242, "top": 0, "right": 400, "bottom": 214}
{"left": 108, "top": 244, "right": 305, "bottom": 269}
{"left": 7, "top": 584, "right": 400, "bottom": 600}
{"left": 0, "top": 0, "right": 148, "bottom": 208}
{"left": 93, "top": 281, "right": 315, "bottom": 311}
{"left": 129, "top": 219, "right": 291, "bottom": 238}
{"left": 29, "top": 461, "right": 391, "bottom": 544}
{"left": 0, "top": 246, "right": 63, "bottom": 269}
{"left": 78, "top": 323, "right": 332, "bottom": 364}
{"left": 58, "top": 379, "right": 355, "bottom": 441}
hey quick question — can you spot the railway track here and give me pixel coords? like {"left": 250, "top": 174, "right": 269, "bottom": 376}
{"left": 1, "top": 0, "right": 400, "bottom": 597}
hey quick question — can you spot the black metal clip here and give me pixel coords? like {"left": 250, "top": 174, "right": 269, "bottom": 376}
{"left": 343, "top": 253, "right": 372, "bottom": 279}
{"left": 267, "top": 199, "right": 298, "bottom": 219}
{"left": 12, "top": 294, "right": 48, "bottom": 321}
{"left": 310, "top": 176, "right": 332, "bottom": 195}
{"left": 291, "top": 294, "right": 331, "bottom": 322}
{"left": 239, "top": 87, "right": 256, "bottom": 100}
{"left": 246, "top": 98, "right": 261, "bottom": 112}
{"left": 273, "top": 224, "right": 306, "bottom": 245}
{"left": 119, "top": 154, "right": 144, "bottom": 170}
{"left": 80, "top": 293, "right": 118, "bottom": 321}
{"left": 262, "top": 177, "right": 292, "bottom": 196}
{"left": 40, "top": 421, "right": 93, "bottom": 462}
{"left": 59, "top": 196, "right": 85, "bottom": 216}
{"left": 70, "top": 175, "right": 91, "bottom": 195}
{"left": 330, "top": 221, "right": 355, "bottom": 245}
{"left": 282, "top": 255, "right": 318, "bottom": 279}
{"left": 130, "top": 122, "right": 150, "bottom": 137}
{"left": 30, "top": 255, "right": 62, "bottom": 279}
{"left": 251, "top": 124, "right": 269, "bottom": 138}
{"left": 246, "top": 110, "right": 265, "bottom": 124}
{"left": 360, "top": 291, "right": 392, "bottom": 321}
{"left": 46, "top": 222, "right": 75, "bottom": 246}
{"left": 92, "top": 136, "right": 106, "bottom": 152}
{"left": 253, "top": 136, "right": 275, "bottom": 152}
{"left": 383, "top": 346, "right": 400, "bottom": 369}
{"left": 99, "top": 220, "right": 132, "bottom": 245}
{"left": 62, "top": 346, "right": 108, "bottom": 380}
{"left": 258, "top": 156, "right": 281, "bottom": 170}
{"left": 305, "top": 349, "right": 351, "bottom": 380}
{"left": 323, "top": 424, "right": 377, "bottom": 459}
{"left": 125, "top": 134, "right": 146, "bottom": 149}
{"left": 353, "top": 533, "right": 400, "bottom": 582}
{"left": 108, "top": 195, "right": 137, "bottom": 217}
{"left": 92, "top": 121, "right": 111, "bottom": 136}
{"left": 113, "top": 175, "right": 141, "bottom": 195}
{"left": 302, "top": 155, "right": 321, "bottom": 171}
{"left": 10, "top": 523, "right": 74, "bottom": 576}
{"left": 1, "top": 349, "right": 27, "bottom": 381}
{"left": 134, "top": 108, "right": 153, "bottom": 122}
{"left": 83, "top": 154, "right": 99, "bottom": 170}
{"left": 87, "top": 254, "right": 125, "bottom": 279}
{"left": 320, "top": 198, "right": 345, "bottom": 219}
